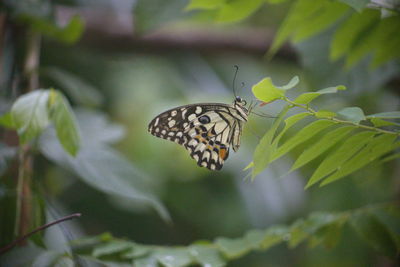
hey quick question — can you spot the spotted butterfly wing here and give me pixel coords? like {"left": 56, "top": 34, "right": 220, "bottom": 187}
{"left": 148, "top": 100, "right": 248, "bottom": 170}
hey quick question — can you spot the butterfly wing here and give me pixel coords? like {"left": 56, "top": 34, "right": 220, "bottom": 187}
{"left": 148, "top": 103, "right": 245, "bottom": 170}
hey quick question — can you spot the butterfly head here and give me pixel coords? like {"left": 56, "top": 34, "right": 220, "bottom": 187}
{"left": 234, "top": 96, "right": 247, "bottom": 106}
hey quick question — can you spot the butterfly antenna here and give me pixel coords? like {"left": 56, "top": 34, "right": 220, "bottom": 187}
{"left": 232, "top": 65, "right": 239, "bottom": 97}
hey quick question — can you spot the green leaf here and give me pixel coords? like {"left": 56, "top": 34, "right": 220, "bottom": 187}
{"left": 48, "top": 90, "right": 81, "bottom": 156}
{"left": 21, "top": 15, "right": 84, "bottom": 44}
{"left": 288, "top": 212, "right": 345, "bottom": 248}
{"left": 308, "top": 220, "right": 344, "bottom": 249}
{"left": 155, "top": 248, "right": 193, "bottom": 267}
{"left": 278, "top": 76, "right": 300, "bottom": 90}
{"left": 10, "top": 90, "right": 50, "bottom": 143}
{"left": 337, "top": 0, "right": 370, "bottom": 12}
{"left": 291, "top": 126, "right": 354, "bottom": 173}
{"left": 294, "top": 85, "right": 346, "bottom": 104}
{"left": 366, "top": 111, "right": 400, "bottom": 119}
{"left": 252, "top": 105, "right": 291, "bottom": 176}
{"left": 252, "top": 78, "right": 286, "bottom": 103}
{"left": 121, "top": 244, "right": 151, "bottom": 259}
{"left": 306, "top": 131, "right": 376, "bottom": 188}
{"left": 216, "top": 0, "right": 265, "bottom": 23}
{"left": 42, "top": 67, "right": 103, "bottom": 107}
{"left": 134, "top": 257, "right": 159, "bottom": 267}
{"left": 215, "top": 237, "right": 249, "bottom": 259}
{"left": 330, "top": 10, "right": 379, "bottom": 60}
{"left": 92, "top": 240, "right": 133, "bottom": 257}
{"left": 259, "top": 226, "right": 288, "bottom": 249}
{"left": 189, "top": 245, "right": 225, "bottom": 267}
{"left": 351, "top": 212, "right": 398, "bottom": 258}
{"left": 0, "top": 112, "right": 15, "bottom": 129}
{"left": 185, "top": 0, "right": 225, "bottom": 10}
{"left": 269, "top": 0, "right": 326, "bottom": 56}
{"left": 321, "top": 133, "right": 398, "bottom": 185}
{"left": 369, "top": 118, "right": 400, "bottom": 127}
{"left": 292, "top": 2, "right": 348, "bottom": 43}
{"left": 337, "top": 107, "right": 366, "bottom": 124}
{"left": 39, "top": 110, "right": 170, "bottom": 222}
{"left": 271, "top": 119, "right": 335, "bottom": 162}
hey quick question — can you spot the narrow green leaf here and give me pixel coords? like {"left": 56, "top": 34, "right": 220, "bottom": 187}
{"left": 293, "top": 2, "right": 348, "bottom": 43}
{"left": 252, "top": 77, "right": 286, "bottom": 103}
{"left": 294, "top": 85, "right": 346, "bottom": 105}
{"left": 288, "top": 212, "right": 345, "bottom": 248}
{"left": 331, "top": 10, "right": 380, "bottom": 60}
{"left": 185, "top": 0, "right": 225, "bottom": 10}
{"left": 92, "top": 240, "right": 133, "bottom": 257}
{"left": 48, "top": 90, "right": 81, "bottom": 156}
{"left": 274, "top": 112, "right": 311, "bottom": 142}
{"left": 379, "top": 152, "right": 400, "bottom": 164}
{"left": 0, "top": 112, "right": 15, "bottom": 129}
{"left": 369, "top": 118, "right": 399, "bottom": 127}
{"left": 252, "top": 105, "right": 291, "bottom": 176}
{"left": 134, "top": 257, "right": 159, "bottom": 267}
{"left": 306, "top": 131, "right": 376, "bottom": 188}
{"left": 291, "top": 126, "right": 354, "bottom": 172}
{"left": 321, "top": 134, "right": 398, "bottom": 185}
{"left": 271, "top": 120, "right": 335, "bottom": 162}
{"left": 309, "top": 220, "right": 344, "bottom": 249}
{"left": 366, "top": 111, "right": 400, "bottom": 119}
{"left": 217, "top": 0, "right": 265, "bottom": 23}
{"left": 11, "top": 90, "right": 50, "bottom": 143}
{"left": 215, "top": 237, "right": 249, "bottom": 259}
{"left": 350, "top": 212, "right": 398, "bottom": 258}
{"left": 189, "top": 245, "right": 225, "bottom": 267}
{"left": 337, "top": 0, "right": 369, "bottom": 11}
{"left": 155, "top": 248, "right": 193, "bottom": 267}
{"left": 337, "top": 107, "right": 366, "bottom": 124}
{"left": 259, "top": 226, "right": 288, "bottom": 249}
{"left": 121, "top": 244, "right": 151, "bottom": 259}
{"left": 269, "top": 0, "right": 326, "bottom": 56}
{"left": 278, "top": 76, "right": 299, "bottom": 90}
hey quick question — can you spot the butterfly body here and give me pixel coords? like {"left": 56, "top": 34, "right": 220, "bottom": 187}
{"left": 148, "top": 98, "right": 248, "bottom": 170}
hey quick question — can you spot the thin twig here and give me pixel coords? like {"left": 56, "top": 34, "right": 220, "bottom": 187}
{"left": 0, "top": 213, "right": 81, "bottom": 255}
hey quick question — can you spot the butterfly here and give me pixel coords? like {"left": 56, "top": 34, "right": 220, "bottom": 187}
{"left": 148, "top": 96, "right": 249, "bottom": 170}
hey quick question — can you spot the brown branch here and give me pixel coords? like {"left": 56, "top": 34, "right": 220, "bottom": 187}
{"left": 55, "top": 6, "right": 297, "bottom": 61}
{"left": 0, "top": 213, "right": 82, "bottom": 255}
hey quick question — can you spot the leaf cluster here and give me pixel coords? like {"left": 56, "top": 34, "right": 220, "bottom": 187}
{"left": 66, "top": 203, "right": 400, "bottom": 267}
{"left": 186, "top": 0, "right": 400, "bottom": 67}
{"left": 248, "top": 76, "right": 400, "bottom": 186}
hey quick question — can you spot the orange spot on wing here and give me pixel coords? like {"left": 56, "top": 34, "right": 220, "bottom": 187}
{"left": 219, "top": 148, "right": 227, "bottom": 160}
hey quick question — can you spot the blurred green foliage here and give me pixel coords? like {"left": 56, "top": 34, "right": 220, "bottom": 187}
{"left": 0, "top": 0, "right": 399, "bottom": 266}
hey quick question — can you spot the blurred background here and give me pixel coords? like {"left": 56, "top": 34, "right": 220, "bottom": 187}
{"left": 1, "top": 0, "right": 400, "bottom": 266}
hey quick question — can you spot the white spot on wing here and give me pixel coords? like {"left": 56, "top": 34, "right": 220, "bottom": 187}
{"left": 195, "top": 106, "right": 202, "bottom": 114}
{"left": 168, "top": 120, "right": 176, "bottom": 128}
{"left": 193, "top": 154, "right": 199, "bottom": 161}
{"left": 188, "top": 114, "right": 196, "bottom": 121}
{"left": 168, "top": 132, "right": 175, "bottom": 136}
{"left": 182, "top": 109, "right": 187, "bottom": 119}
{"left": 188, "top": 139, "right": 198, "bottom": 147}
{"left": 154, "top": 118, "right": 159, "bottom": 126}
{"left": 171, "top": 110, "right": 177, "bottom": 116}
{"left": 161, "top": 130, "right": 166, "bottom": 135}
{"left": 201, "top": 162, "right": 207, "bottom": 167}
{"left": 176, "top": 132, "right": 183, "bottom": 137}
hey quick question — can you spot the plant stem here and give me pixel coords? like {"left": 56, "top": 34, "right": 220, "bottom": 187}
{"left": 1, "top": 213, "right": 81, "bottom": 255}
{"left": 283, "top": 97, "right": 400, "bottom": 136}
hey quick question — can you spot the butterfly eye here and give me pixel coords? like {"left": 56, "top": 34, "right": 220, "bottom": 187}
{"left": 198, "top": 115, "right": 210, "bottom": 124}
